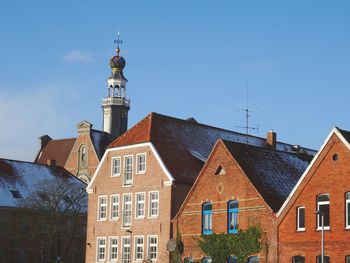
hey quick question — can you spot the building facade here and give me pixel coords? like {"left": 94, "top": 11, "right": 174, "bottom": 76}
{"left": 85, "top": 112, "right": 315, "bottom": 263}
{"left": 0, "top": 158, "right": 87, "bottom": 263}
{"left": 277, "top": 127, "right": 350, "bottom": 262}
{"left": 173, "top": 139, "right": 311, "bottom": 263}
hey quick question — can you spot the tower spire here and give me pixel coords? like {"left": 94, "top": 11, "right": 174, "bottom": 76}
{"left": 101, "top": 33, "right": 130, "bottom": 139}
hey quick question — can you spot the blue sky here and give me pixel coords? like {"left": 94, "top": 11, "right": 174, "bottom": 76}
{"left": 1, "top": 1, "right": 350, "bottom": 161}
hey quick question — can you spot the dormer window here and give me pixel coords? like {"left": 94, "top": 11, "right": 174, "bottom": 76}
{"left": 79, "top": 145, "right": 88, "bottom": 169}
{"left": 10, "top": 190, "right": 22, "bottom": 199}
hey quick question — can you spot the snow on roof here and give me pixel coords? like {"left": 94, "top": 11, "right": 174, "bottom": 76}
{"left": 0, "top": 158, "right": 86, "bottom": 208}
{"left": 110, "top": 112, "right": 316, "bottom": 185}
{"left": 223, "top": 140, "right": 310, "bottom": 212}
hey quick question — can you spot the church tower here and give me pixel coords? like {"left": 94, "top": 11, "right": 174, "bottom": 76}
{"left": 102, "top": 33, "right": 130, "bottom": 139}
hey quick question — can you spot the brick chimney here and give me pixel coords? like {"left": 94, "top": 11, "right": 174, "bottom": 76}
{"left": 266, "top": 130, "right": 277, "bottom": 149}
{"left": 47, "top": 159, "right": 56, "bottom": 167}
{"left": 39, "top": 135, "right": 52, "bottom": 150}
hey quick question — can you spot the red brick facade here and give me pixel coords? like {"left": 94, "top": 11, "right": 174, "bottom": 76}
{"left": 277, "top": 129, "right": 350, "bottom": 262}
{"left": 173, "top": 141, "right": 277, "bottom": 262}
{"left": 86, "top": 143, "right": 173, "bottom": 262}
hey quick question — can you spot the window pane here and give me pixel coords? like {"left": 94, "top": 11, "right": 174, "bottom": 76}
{"left": 124, "top": 156, "right": 133, "bottom": 185}
{"left": 316, "top": 256, "right": 330, "bottom": 263}
{"left": 317, "top": 194, "right": 329, "bottom": 202}
{"left": 346, "top": 255, "right": 350, "bottom": 263}
{"left": 292, "top": 256, "right": 305, "bottom": 263}
{"left": 122, "top": 237, "right": 131, "bottom": 263}
{"left": 202, "top": 203, "right": 213, "bottom": 234}
{"left": 297, "top": 207, "right": 305, "bottom": 229}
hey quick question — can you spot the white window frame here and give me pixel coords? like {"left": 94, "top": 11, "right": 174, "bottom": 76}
{"left": 111, "top": 157, "right": 121, "bottom": 177}
{"left": 109, "top": 236, "right": 118, "bottom": 262}
{"left": 149, "top": 191, "right": 159, "bottom": 218}
{"left": 134, "top": 235, "right": 144, "bottom": 261}
{"left": 97, "top": 196, "right": 107, "bottom": 221}
{"left": 96, "top": 237, "right": 106, "bottom": 262}
{"left": 121, "top": 236, "right": 131, "bottom": 263}
{"left": 135, "top": 192, "right": 145, "bottom": 219}
{"left": 136, "top": 153, "right": 147, "bottom": 174}
{"left": 110, "top": 194, "right": 120, "bottom": 221}
{"left": 346, "top": 192, "right": 350, "bottom": 229}
{"left": 297, "top": 206, "right": 305, "bottom": 231}
{"left": 123, "top": 155, "right": 133, "bottom": 186}
{"left": 122, "top": 193, "right": 132, "bottom": 228}
{"left": 317, "top": 194, "right": 330, "bottom": 231}
{"left": 147, "top": 235, "right": 158, "bottom": 261}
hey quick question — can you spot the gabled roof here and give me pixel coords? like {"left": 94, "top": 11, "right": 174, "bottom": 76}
{"left": 0, "top": 158, "right": 86, "bottom": 208}
{"left": 222, "top": 140, "right": 310, "bottom": 212}
{"left": 35, "top": 138, "right": 76, "bottom": 166}
{"left": 108, "top": 112, "right": 316, "bottom": 184}
{"left": 35, "top": 129, "right": 112, "bottom": 166}
{"left": 277, "top": 127, "right": 350, "bottom": 217}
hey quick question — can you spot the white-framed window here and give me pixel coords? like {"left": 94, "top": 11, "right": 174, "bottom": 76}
{"left": 112, "top": 157, "right": 121, "bottom": 177}
{"left": 122, "top": 194, "right": 132, "bottom": 227}
{"left": 149, "top": 191, "right": 159, "bottom": 218}
{"left": 136, "top": 153, "right": 146, "bottom": 174}
{"left": 110, "top": 195, "right": 119, "bottom": 220}
{"left": 346, "top": 192, "right": 350, "bottom": 229}
{"left": 98, "top": 196, "right": 107, "bottom": 221}
{"left": 134, "top": 236, "right": 144, "bottom": 261}
{"left": 297, "top": 206, "right": 305, "bottom": 231}
{"left": 122, "top": 237, "right": 131, "bottom": 263}
{"left": 109, "top": 237, "right": 118, "bottom": 262}
{"left": 135, "top": 192, "right": 145, "bottom": 219}
{"left": 147, "top": 235, "right": 158, "bottom": 261}
{"left": 124, "top": 155, "right": 133, "bottom": 186}
{"left": 96, "top": 237, "right": 106, "bottom": 261}
{"left": 317, "top": 193, "right": 330, "bottom": 230}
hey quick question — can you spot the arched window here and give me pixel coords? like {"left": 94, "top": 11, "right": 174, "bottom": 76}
{"left": 202, "top": 256, "right": 212, "bottom": 263}
{"left": 247, "top": 256, "right": 259, "bottom": 263}
{"left": 78, "top": 145, "right": 88, "bottom": 168}
{"left": 292, "top": 255, "right": 305, "bottom": 263}
{"left": 346, "top": 192, "right": 350, "bottom": 228}
{"left": 316, "top": 255, "right": 330, "bottom": 263}
{"left": 202, "top": 202, "right": 212, "bottom": 235}
{"left": 227, "top": 256, "right": 238, "bottom": 263}
{"left": 228, "top": 200, "right": 239, "bottom": 234}
{"left": 317, "top": 194, "right": 330, "bottom": 229}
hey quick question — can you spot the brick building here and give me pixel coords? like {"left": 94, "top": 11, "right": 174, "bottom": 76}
{"left": 35, "top": 39, "right": 130, "bottom": 184}
{"left": 172, "top": 139, "right": 312, "bottom": 263}
{"left": 85, "top": 112, "right": 314, "bottom": 263}
{"left": 0, "top": 158, "right": 87, "bottom": 263}
{"left": 277, "top": 127, "right": 350, "bottom": 262}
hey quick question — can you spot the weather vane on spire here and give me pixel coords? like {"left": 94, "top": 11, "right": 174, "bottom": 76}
{"left": 114, "top": 32, "right": 123, "bottom": 56}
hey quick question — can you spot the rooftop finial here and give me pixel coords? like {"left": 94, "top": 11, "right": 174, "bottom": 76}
{"left": 114, "top": 32, "right": 123, "bottom": 56}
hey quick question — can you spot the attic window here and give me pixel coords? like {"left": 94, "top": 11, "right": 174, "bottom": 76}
{"left": 10, "top": 190, "right": 22, "bottom": 199}
{"left": 332, "top": 153, "right": 339, "bottom": 161}
{"left": 215, "top": 165, "right": 225, "bottom": 175}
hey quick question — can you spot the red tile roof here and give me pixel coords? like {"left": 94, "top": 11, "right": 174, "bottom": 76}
{"left": 35, "top": 138, "right": 76, "bottom": 167}
{"left": 109, "top": 112, "right": 316, "bottom": 185}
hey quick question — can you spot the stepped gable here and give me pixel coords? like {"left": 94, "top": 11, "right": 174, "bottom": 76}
{"left": 0, "top": 158, "right": 85, "bottom": 208}
{"left": 108, "top": 112, "right": 316, "bottom": 185}
{"left": 35, "top": 138, "right": 76, "bottom": 166}
{"left": 223, "top": 140, "right": 310, "bottom": 212}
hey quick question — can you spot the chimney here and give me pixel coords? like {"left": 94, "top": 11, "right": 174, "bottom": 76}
{"left": 47, "top": 159, "right": 56, "bottom": 167}
{"left": 38, "top": 135, "right": 52, "bottom": 150}
{"left": 266, "top": 130, "right": 277, "bottom": 149}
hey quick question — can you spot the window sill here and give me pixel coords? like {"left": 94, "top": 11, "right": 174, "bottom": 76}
{"left": 296, "top": 228, "right": 305, "bottom": 232}
{"left": 135, "top": 216, "right": 145, "bottom": 220}
{"left": 123, "top": 184, "right": 133, "bottom": 188}
{"left": 317, "top": 227, "right": 330, "bottom": 231}
{"left": 148, "top": 215, "right": 159, "bottom": 219}
{"left": 121, "top": 226, "right": 132, "bottom": 230}
{"left": 111, "top": 174, "right": 121, "bottom": 177}
{"left": 110, "top": 218, "right": 119, "bottom": 221}
{"left": 136, "top": 171, "right": 146, "bottom": 175}
{"left": 97, "top": 219, "right": 107, "bottom": 222}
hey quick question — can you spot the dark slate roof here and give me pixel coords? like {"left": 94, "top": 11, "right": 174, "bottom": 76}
{"left": 223, "top": 140, "right": 310, "bottom": 212}
{"left": 337, "top": 127, "right": 350, "bottom": 145}
{"left": 0, "top": 158, "right": 86, "bottom": 208}
{"left": 35, "top": 138, "right": 76, "bottom": 166}
{"left": 90, "top": 129, "right": 112, "bottom": 159}
{"left": 109, "top": 112, "right": 316, "bottom": 185}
